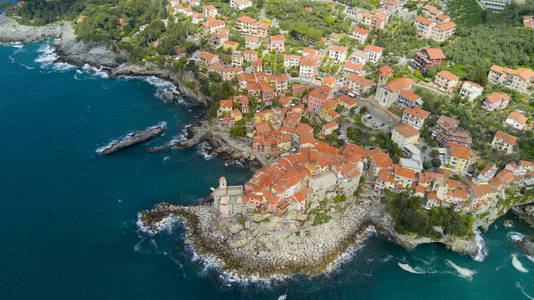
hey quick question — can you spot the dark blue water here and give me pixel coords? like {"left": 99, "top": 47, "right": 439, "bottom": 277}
{"left": 1, "top": 43, "right": 533, "bottom": 299}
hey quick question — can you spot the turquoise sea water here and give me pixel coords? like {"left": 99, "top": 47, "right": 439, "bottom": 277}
{"left": 1, "top": 43, "right": 533, "bottom": 299}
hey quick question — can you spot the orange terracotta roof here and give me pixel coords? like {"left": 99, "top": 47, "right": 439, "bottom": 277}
{"left": 385, "top": 78, "right": 413, "bottom": 92}
{"left": 415, "top": 16, "right": 433, "bottom": 25}
{"left": 399, "top": 89, "right": 421, "bottom": 101}
{"left": 353, "top": 27, "right": 369, "bottom": 34}
{"left": 424, "top": 48, "right": 446, "bottom": 60}
{"left": 486, "top": 92, "right": 510, "bottom": 103}
{"left": 237, "top": 15, "right": 256, "bottom": 24}
{"left": 395, "top": 165, "right": 415, "bottom": 180}
{"left": 507, "top": 111, "right": 527, "bottom": 125}
{"left": 449, "top": 143, "right": 471, "bottom": 160}
{"left": 393, "top": 123, "right": 420, "bottom": 138}
{"left": 329, "top": 45, "right": 348, "bottom": 52}
{"left": 219, "top": 99, "right": 233, "bottom": 108}
{"left": 436, "top": 70, "right": 458, "bottom": 81}
{"left": 363, "top": 44, "right": 384, "bottom": 53}
{"left": 436, "top": 21, "right": 456, "bottom": 31}
{"left": 494, "top": 130, "right": 518, "bottom": 145}
{"left": 403, "top": 106, "right": 430, "bottom": 120}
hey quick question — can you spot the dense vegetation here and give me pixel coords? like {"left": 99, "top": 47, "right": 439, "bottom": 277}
{"left": 383, "top": 191, "right": 473, "bottom": 240}
{"left": 370, "top": 18, "right": 438, "bottom": 58}
{"left": 7, "top": 0, "right": 86, "bottom": 25}
{"left": 444, "top": 26, "right": 534, "bottom": 75}
{"left": 266, "top": 0, "right": 351, "bottom": 41}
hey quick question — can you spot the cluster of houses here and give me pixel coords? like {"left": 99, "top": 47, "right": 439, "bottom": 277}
{"left": 414, "top": 4, "right": 457, "bottom": 43}
{"left": 166, "top": 0, "right": 534, "bottom": 220}
{"left": 212, "top": 136, "right": 534, "bottom": 218}
{"left": 213, "top": 141, "right": 366, "bottom": 217}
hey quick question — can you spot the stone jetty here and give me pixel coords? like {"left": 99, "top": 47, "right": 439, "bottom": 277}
{"left": 99, "top": 122, "right": 167, "bottom": 155}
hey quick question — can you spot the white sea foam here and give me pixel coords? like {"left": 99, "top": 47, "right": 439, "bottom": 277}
{"left": 52, "top": 62, "right": 75, "bottom": 72}
{"left": 516, "top": 282, "right": 534, "bottom": 300}
{"left": 508, "top": 231, "right": 525, "bottom": 242}
{"left": 277, "top": 295, "right": 287, "bottom": 300}
{"left": 7, "top": 42, "right": 24, "bottom": 48}
{"left": 512, "top": 254, "right": 529, "bottom": 273}
{"left": 35, "top": 44, "right": 59, "bottom": 67}
{"left": 95, "top": 138, "right": 121, "bottom": 154}
{"left": 528, "top": 255, "right": 534, "bottom": 263}
{"left": 382, "top": 255, "right": 393, "bottom": 263}
{"left": 82, "top": 64, "right": 108, "bottom": 78}
{"left": 473, "top": 229, "right": 488, "bottom": 262}
{"left": 398, "top": 263, "right": 424, "bottom": 274}
{"left": 446, "top": 260, "right": 475, "bottom": 280}
{"left": 143, "top": 76, "right": 175, "bottom": 89}
{"left": 136, "top": 212, "right": 177, "bottom": 235}
{"left": 197, "top": 142, "right": 214, "bottom": 160}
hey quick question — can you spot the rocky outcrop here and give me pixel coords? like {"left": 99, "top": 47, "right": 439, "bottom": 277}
{"left": 148, "top": 121, "right": 266, "bottom": 169}
{"left": 518, "top": 236, "right": 534, "bottom": 256}
{"left": 0, "top": 16, "right": 126, "bottom": 67}
{"left": 140, "top": 199, "right": 371, "bottom": 279}
{"left": 0, "top": 16, "right": 66, "bottom": 43}
{"left": 98, "top": 122, "right": 167, "bottom": 155}
{"left": 111, "top": 63, "right": 210, "bottom": 106}
{"left": 367, "top": 207, "right": 478, "bottom": 255}
{"left": 516, "top": 204, "right": 534, "bottom": 228}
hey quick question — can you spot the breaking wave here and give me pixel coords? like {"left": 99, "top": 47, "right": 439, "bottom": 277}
{"left": 473, "top": 229, "right": 488, "bottom": 262}
{"left": 82, "top": 64, "right": 108, "bottom": 78}
{"left": 35, "top": 44, "right": 59, "bottom": 67}
{"left": 508, "top": 231, "right": 525, "bottom": 242}
{"left": 136, "top": 212, "right": 177, "bottom": 235}
{"left": 197, "top": 142, "right": 214, "bottom": 160}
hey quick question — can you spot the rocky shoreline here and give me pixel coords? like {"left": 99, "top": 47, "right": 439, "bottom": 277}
{"left": 0, "top": 15, "right": 259, "bottom": 166}
{"left": 516, "top": 204, "right": 534, "bottom": 228}
{"left": 140, "top": 200, "right": 373, "bottom": 278}
{"left": 4, "top": 14, "right": 532, "bottom": 279}
{"left": 149, "top": 120, "right": 266, "bottom": 169}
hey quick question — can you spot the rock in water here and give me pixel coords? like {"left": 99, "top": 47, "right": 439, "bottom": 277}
{"left": 98, "top": 122, "right": 167, "bottom": 155}
{"left": 517, "top": 237, "right": 534, "bottom": 257}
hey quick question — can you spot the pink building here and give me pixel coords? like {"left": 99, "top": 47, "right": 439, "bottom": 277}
{"left": 270, "top": 35, "right": 285, "bottom": 52}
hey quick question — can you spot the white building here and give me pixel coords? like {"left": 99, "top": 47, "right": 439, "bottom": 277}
{"left": 328, "top": 45, "right": 348, "bottom": 63}
{"left": 480, "top": 0, "right": 509, "bottom": 12}
{"left": 459, "top": 81, "right": 484, "bottom": 102}
{"left": 231, "top": 0, "right": 253, "bottom": 10}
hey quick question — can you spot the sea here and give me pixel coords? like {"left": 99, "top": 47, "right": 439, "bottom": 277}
{"left": 1, "top": 42, "right": 533, "bottom": 299}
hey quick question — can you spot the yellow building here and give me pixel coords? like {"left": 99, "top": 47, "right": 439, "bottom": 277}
{"left": 447, "top": 144, "right": 471, "bottom": 174}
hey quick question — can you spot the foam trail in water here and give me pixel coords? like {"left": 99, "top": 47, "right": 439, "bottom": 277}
{"left": 473, "top": 229, "right": 488, "bottom": 262}
{"left": 516, "top": 282, "right": 534, "bottom": 300}
{"left": 512, "top": 254, "right": 529, "bottom": 273}
{"left": 398, "top": 263, "right": 424, "bottom": 274}
{"left": 277, "top": 295, "right": 287, "bottom": 300}
{"left": 528, "top": 256, "right": 534, "bottom": 263}
{"left": 446, "top": 260, "right": 475, "bottom": 280}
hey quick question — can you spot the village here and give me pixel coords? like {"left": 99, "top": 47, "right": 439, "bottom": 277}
{"left": 150, "top": 0, "right": 534, "bottom": 229}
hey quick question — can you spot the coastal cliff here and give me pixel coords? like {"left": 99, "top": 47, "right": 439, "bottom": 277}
{"left": 0, "top": 16, "right": 208, "bottom": 107}
{"left": 0, "top": 16, "right": 126, "bottom": 67}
